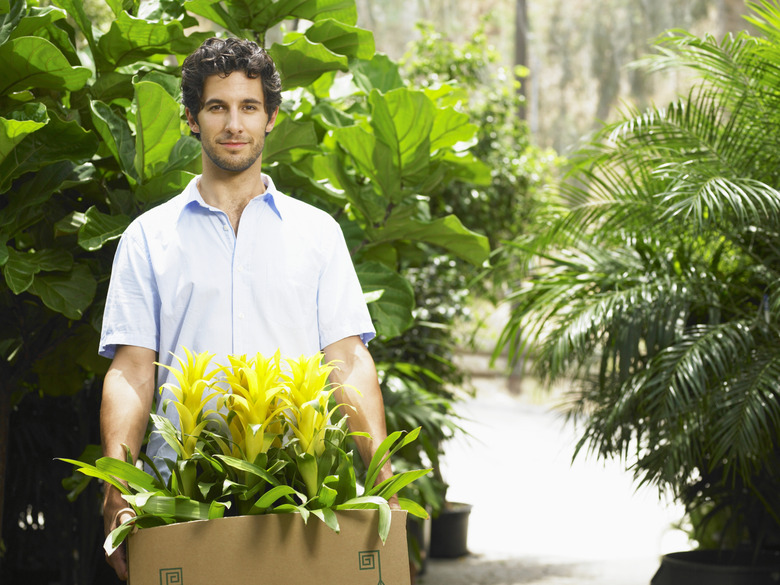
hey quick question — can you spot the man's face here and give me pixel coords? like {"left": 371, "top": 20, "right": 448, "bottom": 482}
{"left": 186, "top": 72, "right": 278, "bottom": 174}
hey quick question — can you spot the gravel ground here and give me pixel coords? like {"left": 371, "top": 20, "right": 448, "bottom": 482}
{"left": 417, "top": 373, "right": 689, "bottom": 585}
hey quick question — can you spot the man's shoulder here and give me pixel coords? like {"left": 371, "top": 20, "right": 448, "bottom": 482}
{"left": 273, "top": 191, "right": 337, "bottom": 227}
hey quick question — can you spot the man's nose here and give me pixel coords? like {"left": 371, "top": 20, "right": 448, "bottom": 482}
{"left": 224, "top": 108, "right": 242, "bottom": 133}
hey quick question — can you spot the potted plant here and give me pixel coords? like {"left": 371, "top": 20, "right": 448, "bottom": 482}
{"left": 494, "top": 1, "right": 780, "bottom": 580}
{"left": 62, "top": 348, "right": 430, "bottom": 555}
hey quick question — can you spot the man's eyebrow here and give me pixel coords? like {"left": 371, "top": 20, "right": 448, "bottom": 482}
{"left": 203, "top": 97, "right": 264, "bottom": 106}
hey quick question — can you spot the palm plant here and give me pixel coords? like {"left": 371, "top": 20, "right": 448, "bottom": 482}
{"left": 495, "top": 0, "right": 780, "bottom": 556}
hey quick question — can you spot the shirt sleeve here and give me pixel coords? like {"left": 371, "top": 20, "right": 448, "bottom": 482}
{"left": 316, "top": 219, "right": 376, "bottom": 349}
{"left": 98, "top": 222, "right": 161, "bottom": 359}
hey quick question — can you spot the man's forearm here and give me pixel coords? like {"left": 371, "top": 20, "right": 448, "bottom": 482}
{"left": 324, "top": 337, "right": 394, "bottom": 484}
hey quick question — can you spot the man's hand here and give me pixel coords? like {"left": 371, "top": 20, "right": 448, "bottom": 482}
{"left": 103, "top": 486, "right": 135, "bottom": 581}
{"left": 101, "top": 345, "right": 156, "bottom": 580}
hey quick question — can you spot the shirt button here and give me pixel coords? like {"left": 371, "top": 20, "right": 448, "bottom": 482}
{"left": 238, "top": 313, "right": 245, "bottom": 320}
{"left": 223, "top": 225, "right": 229, "bottom": 231}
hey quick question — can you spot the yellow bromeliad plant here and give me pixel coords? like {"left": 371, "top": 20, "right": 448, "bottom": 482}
{"left": 215, "top": 351, "right": 288, "bottom": 464}
{"left": 157, "top": 347, "right": 220, "bottom": 459}
{"left": 61, "top": 347, "right": 431, "bottom": 557}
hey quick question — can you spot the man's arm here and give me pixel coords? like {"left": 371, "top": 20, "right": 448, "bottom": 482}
{"left": 323, "top": 335, "right": 397, "bottom": 496}
{"left": 100, "top": 344, "right": 157, "bottom": 581}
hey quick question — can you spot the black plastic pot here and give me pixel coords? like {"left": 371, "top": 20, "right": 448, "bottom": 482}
{"left": 429, "top": 502, "right": 472, "bottom": 558}
{"left": 652, "top": 550, "right": 780, "bottom": 585}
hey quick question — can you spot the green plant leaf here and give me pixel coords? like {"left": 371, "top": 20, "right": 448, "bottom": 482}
{"left": 51, "top": 0, "right": 96, "bottom": 53}
{"left": 0, "top": 36, "right": 91, "bottom": 95}
{"left": 302, "top": 19, "right": 374, "bottom": 59}
{"left": 27, "top": 263, "right": 96, "bottom": 319}
{"left": 350, "top": 54, "right": 404, "bottom": 94}
{"left": 0, "top": 0, "right": 24, "bottom": 45}
{"left": 374, "top": 215, "right": 490, "bottom": 266}
{"left": 398, "top": 497, "right": 428, "bottom": 519}
{"left": 133, "top": 81, "right": 183, "bottom": 182}
{"left": 355, "top": 261, "right": 414, "bottom": 338}
{"left": 135, "top": 170, "right": 197, "bottom": 205}
{"left": 0, "top": 160, "right": 72, "bottom": 233}
{"left": 95, "top": 10, "right": 209, "bottom": 71}
{"left": 430, "top": 107, "right": 478, "bottom": 153}
{"left": 310, "top": 507, "right": 340, "bottom": 532}
{"left": 269, "top": 36, "right": 349, "bottom": 90}
{"left": 251, "top": 485, "right": 298, "bottom": 511}
{"left": 90, "top": 100, "right": 137, "bottom": 180}
{"left": 264, "top": 117, "right": 320, "bottom": 165}
{"left": 96, "top": 456, "right": 162, "bottom": 493}
{"left": 369, "top": 88, "right": 435, "bottom": 184}
{"left": 78, "top": 206, "right": 131, "bottom": 251}
{"left": 2, "top": 247, "right": 72, "bottom": 294}
{"left": 0, "top": 104, "right": 47, "bottom": 166}
{"left": 332, "top": 124, "right": 400, "bottom": 205}
{"left": 0, "top": 108, "right": 98, "bottom": 194}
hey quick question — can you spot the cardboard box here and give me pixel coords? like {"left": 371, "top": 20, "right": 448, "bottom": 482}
{"left": 128, "top": 510, "right": 410, "bottom": 585}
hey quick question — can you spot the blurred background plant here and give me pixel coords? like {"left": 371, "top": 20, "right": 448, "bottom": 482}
{"left": 494, "top": 0, "right": 780, "bottom": 558}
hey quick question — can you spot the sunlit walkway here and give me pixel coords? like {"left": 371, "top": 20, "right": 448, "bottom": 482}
{"left": 420, "top": 361, "right": 688, "bottom": 585}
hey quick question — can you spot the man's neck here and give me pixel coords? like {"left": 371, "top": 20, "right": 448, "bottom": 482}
{"left": 197, "top": 166, "right": 266, "bottom": 233}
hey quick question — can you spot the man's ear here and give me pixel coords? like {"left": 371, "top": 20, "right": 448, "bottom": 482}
{"left": 185, "top": 107, "right": 199, "bottom": 133}
{"left": 265, "top": 107, "right": 279, "bottom": 134}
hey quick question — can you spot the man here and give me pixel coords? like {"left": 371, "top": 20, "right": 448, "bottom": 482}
{"left": 99, "top": 37, "right": 394, "bottom": 580}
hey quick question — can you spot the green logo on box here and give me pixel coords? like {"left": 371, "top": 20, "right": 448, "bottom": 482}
{"left": 160, "top": 567, "right": 183, "bottom": 584}
{"left": 358, "top": 550, "right": 384, "bottom": 585}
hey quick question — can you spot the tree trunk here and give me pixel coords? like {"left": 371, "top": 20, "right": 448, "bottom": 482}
{"left": 0, "top": 386, "right": 10, "bottom": 546}
{"left": 515, "top": 0, "right": 528, "bottom": 119}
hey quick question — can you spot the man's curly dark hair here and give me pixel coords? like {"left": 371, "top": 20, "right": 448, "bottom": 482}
{"left": 181, "top": 37, "right": 282, "bottom": 140}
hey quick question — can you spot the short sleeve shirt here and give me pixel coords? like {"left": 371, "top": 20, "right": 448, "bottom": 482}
{"left": 99, "top": 174, "right": 375, "bottom": 468}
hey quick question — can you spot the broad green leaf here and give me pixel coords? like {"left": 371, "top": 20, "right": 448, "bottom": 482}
{"left": 28, "top": 262, "right": 97, "bottom": 319}
{"left": 90, "top": 100, "right": 137, "bottom": 179}
{"left": 89, "top": 72, "right": 135, "bottom": 103}
{"left": 356, "top": 261, "right": 414, "bottom": 338}
{"left": 0, "top": 0, "right": 24, "bottom": 45}
{"left": 302, "top": 19, "right": 374, "bottom": 60}
{"left": 332, "top": 125, "right": 401, "bottom": 206}
{"left": 51, "top": 0, "right": 96, "bottom": 53}
{"left": 78, "top": 206, "right": 132, "bottom": 251}
{"left": 3, "top": 248, "right": 39, "bottom": 293}
{"left": 96, "top": 11, "right": 210, "bottom": 71}
{"left": 370, "top": 88, "right": 434, "bottom": 184}
{"left": 430, "top": 107, "right": 478, "bottom": 153}
{"left": 350, "top": 54, "right": 404, "bottom": 94}
{"left": 135, "top": 170, "right": 196, "bottom": 204}
{"left": 182, "top": 0, "right": 243, "bottom": 34}
{"left": 0, "top": 161, "right": 73, "bottom": 234}
{"left": 2, "top": 247, "right": 72, "bottom": 294}
{"left": 291, "top": 0, "right": 357, "bottom": 25}
{"left": 269, "top": 36, "right": 349, "bottom": 90}
{"left": 8, "top": 6, "right": 68, "bottom": 40}
{"left": 375, "top": 215, "right": 490, "bottom": 266}
{"left": 0, "top": 109, "right": 98, "bottom": 194}
{"left": 439, "top": 150, "right": 492, "bottom": 185}
{"left": 162, "top": 136, "right": 202, "bottom": 175}
{"left": 0, "top": 36, "right": 91, "bottom": 95}
{"left": 0, "top": 103, "right": 48, "bottom": 166}
{"left": 134, "top": 81, "right": 182, "bottom": 182}
{"left": 264, "top": 118, "right": 319, "bottom": 165}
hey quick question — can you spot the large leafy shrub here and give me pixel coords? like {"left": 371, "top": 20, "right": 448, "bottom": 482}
{"left": 496, "top": 0, "right": 780, "bottom": 555}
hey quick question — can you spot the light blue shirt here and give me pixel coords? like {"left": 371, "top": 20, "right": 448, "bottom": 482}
{"left": 99, "top": 174, "right": 375, "bottom": 470}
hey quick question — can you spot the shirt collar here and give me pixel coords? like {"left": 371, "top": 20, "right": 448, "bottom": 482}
{"left": 181, "top": 174, "right": 283, "bottom": 221}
